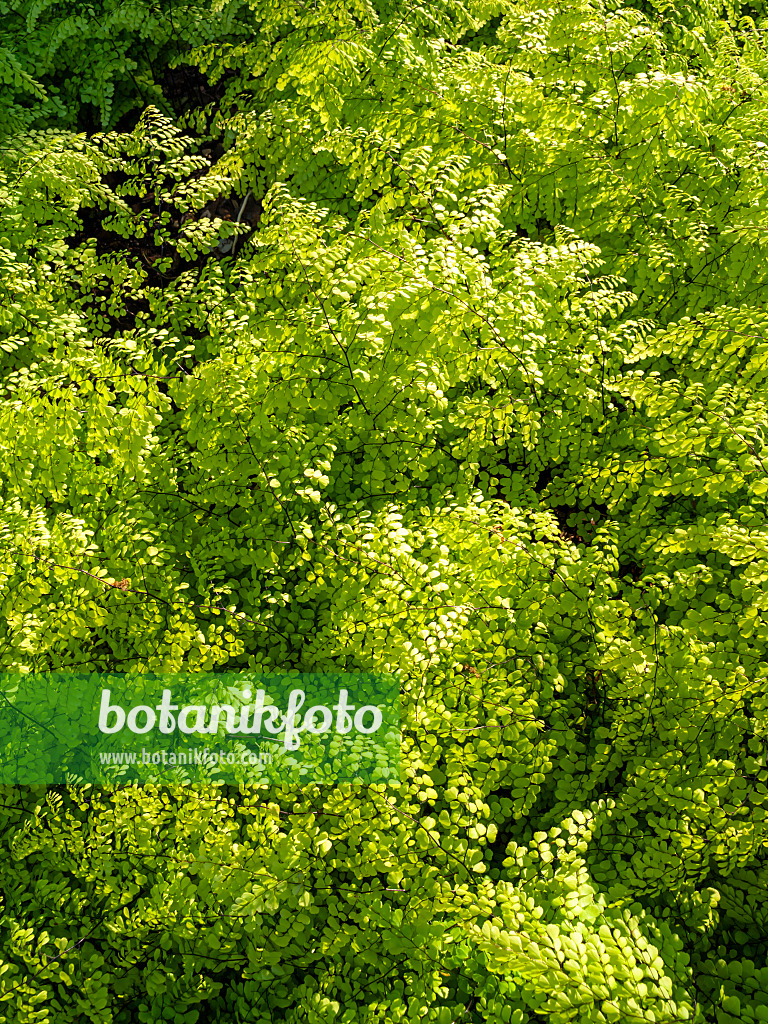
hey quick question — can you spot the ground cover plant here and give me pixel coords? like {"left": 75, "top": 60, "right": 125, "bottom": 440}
{"left": 1, "top": 0, "right": 768, "bottom": 1020}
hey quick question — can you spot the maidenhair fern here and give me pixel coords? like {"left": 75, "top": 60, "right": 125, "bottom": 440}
{"left": 0, "top": 2, "right": 768, "bottom": 1023}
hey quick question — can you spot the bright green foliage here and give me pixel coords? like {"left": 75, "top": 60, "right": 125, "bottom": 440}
{"left": 2, "top": 0, "right": 768, "bottom": 1022}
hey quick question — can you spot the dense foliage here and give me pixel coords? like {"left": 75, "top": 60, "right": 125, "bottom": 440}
{"left": 2, "top": 0, "right": 768, "bottom": 1020}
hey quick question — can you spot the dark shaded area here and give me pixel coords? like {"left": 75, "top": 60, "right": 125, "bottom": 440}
{"left": 49, "top": 52, "right": 260, "bottom": 348}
